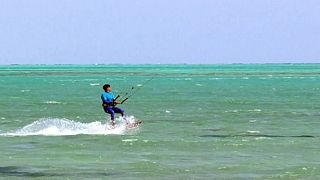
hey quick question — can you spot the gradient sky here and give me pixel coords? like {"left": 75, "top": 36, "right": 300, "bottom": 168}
{"left": 0, "top": 0, "right": 319, "bottom": 64}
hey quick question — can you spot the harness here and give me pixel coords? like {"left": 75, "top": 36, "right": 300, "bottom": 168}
{"left": 102, "top": 103, "right": 114, "bottom": 107}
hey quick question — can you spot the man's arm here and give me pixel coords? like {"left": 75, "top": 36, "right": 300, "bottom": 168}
{"left": 111, "top": 93, "right": 122, "bottom": 104}
{"left": 114, "top": 101, "right": 122, "bottom": 104}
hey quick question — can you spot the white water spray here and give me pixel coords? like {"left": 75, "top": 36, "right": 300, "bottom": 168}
{"left": 0, "top": 116, "right": 139, "bottom": 136}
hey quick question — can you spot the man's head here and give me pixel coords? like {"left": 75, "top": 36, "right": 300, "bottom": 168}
{"left": 103, "top": 84, "right": 111, "bottom": 92}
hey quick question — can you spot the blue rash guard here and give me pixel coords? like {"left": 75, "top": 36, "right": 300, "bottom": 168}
{"left": 101, "top": 92, "right": 115, "bottom": 105}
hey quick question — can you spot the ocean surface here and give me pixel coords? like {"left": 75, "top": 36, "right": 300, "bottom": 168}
{"left": 0, "top": 64, "right": 319, "bottom": 179}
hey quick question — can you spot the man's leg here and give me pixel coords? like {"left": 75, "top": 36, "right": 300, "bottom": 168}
{"left": 112, "top": 107, "right": 127, "bottom": 124}
{"left": 104, "top": 107, "right": 116, "bottom": 126}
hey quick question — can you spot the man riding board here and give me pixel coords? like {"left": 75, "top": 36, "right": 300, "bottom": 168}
{"left": 101, "top": 84, "right": 126, "bottom": 126}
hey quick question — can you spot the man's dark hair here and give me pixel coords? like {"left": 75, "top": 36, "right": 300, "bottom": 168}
{"left": 103, "top": 84, "right": 111, "bottom": 91}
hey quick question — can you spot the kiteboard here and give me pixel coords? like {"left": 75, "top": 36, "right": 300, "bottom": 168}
{"left": 126, "top": 120, "right": 143, "bottom": 129}
{"left": 107, "top": 120, "right": 143, "bottom": 130}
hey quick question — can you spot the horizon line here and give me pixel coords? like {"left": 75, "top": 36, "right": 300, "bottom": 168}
{"left": 0, "top": 62, "right": 320, "bottom": 66}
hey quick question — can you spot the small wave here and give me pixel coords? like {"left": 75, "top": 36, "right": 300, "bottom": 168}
{"left": 209, "top": 78, "right": 223, "bottom": 80}
{"left": 90, "top": 83, "right": 100, "bottom": 86}
{"left": 59, "top": 79, "right": 76, "bottom": 82}
{"left": 83, "top": 79, "right": 99, "bottom": 81}
{"left": 20, "top": 90, "right": 31, "bottom": 93}
{"left": 224, "top": 110, "right": 238, "bottom": 113}
{"left": 247, "top": 130, "right": 260, "bottom": 134}
{"left": 255, "top": 137, "right": 271, "bottom": 140}
{"left": 122, "top": 139, "right": 138, "bottom": 142}
{"left": 248, "top": 109, "right": 261, "bottom": 112}
{"left": 44, "top": 101, "right": 61, "bottom": 104}
{"left": 0, "top": 116, "right": 139, "bottom": 136}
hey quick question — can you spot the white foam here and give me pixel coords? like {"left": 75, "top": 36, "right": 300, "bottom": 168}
{"left": 122, "top": 139, "right": 138, "bottom": 142}
{"left": 255, "top": 137, "right": 270, "bottom": 140}
{"left": 83, "top": 79, "right": 99, "bottom": 81}
{"left": 59, "top": 79, "right": 75, "bottom": 82}
{"left": 248, "top": 109, "right": 262, "bottom": 112}
{"left": 44, "top": 101, "right": 61, "bottom": 104}
{"left": 0, "top": 116, "right": 139, "bottom": 136}
{"left": 20, "top": 90, "right": 31, "bottom": 92}
{"left": 90, "top": 83, "right": 100, "bottom": 86}
{"left": 224, "top": 110, "right": 239, "bottom": 113}
{"left": 247, "top": 130, "right": 260, "bottom": 134}
{"left": 209, "top": 78, "right": 223, "bottom": 80}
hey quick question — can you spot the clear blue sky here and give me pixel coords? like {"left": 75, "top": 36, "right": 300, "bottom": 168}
{"left": 0, "top": 0, "right": 319, "bottom": 64}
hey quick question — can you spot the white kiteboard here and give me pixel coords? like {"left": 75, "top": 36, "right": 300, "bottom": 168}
{"left": 126, "top": 120, "right": 143, "bottom": 129}
{"left": 106, "top": 120, "right": 143, "bottom": 130}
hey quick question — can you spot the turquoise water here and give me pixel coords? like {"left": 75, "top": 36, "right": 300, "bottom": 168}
{"left": 0, "top": 64, "right": 319, "bottom": 179}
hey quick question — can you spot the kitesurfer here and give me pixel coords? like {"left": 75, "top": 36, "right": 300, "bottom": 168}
{"left": 101, "top": 84, "right": 125, "bottom": 126}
